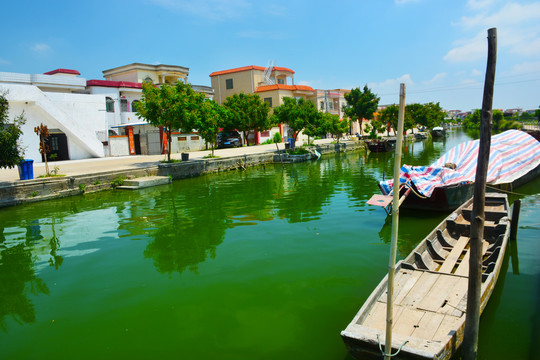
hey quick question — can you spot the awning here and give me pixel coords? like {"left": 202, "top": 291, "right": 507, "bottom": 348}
{"left": 111, "top": 122, "right": 151, "bottom": 128}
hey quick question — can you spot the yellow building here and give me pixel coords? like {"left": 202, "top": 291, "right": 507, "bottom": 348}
{"left": 103, "top": 63, "right": 189, "bottom": 85}
{"left": 210, "top": 65, "right": 316, "bottom": 143}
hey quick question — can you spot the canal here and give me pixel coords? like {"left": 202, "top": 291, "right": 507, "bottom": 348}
{"left": 1, "top": 129, "right": 539, "bottom": 359}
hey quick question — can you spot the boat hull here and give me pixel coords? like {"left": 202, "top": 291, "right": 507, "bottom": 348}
{"left": 366, "top": 139, "right": 396, "bottom": 152}
{"left": 341, "top": 194, "right": 510, "bottom": 360}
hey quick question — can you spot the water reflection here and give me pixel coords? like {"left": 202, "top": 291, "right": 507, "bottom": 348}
{"left": 143, "top": 185, "right": 230, "bottom": 275}
{"left": 0, "top": 225, "right": 49, "bottom": 331}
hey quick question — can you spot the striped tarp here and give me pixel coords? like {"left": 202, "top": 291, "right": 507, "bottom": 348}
{"left": 380, "top": 130, "right": 540, "bottom": 197}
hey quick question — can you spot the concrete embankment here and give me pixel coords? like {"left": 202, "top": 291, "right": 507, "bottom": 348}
{"left": 0, "top": 141, "right": 364, "bottom": 208}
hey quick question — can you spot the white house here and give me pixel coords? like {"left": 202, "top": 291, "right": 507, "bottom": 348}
{"left": 0, "top": 64, "right": 214, "bottom": 163}
{"left": 0, "top": 69, "right": 107, "bottom": 162}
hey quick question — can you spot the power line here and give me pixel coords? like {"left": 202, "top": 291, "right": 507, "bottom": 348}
{"left": 377, "top": 77, "right": 540, "bottom": 97}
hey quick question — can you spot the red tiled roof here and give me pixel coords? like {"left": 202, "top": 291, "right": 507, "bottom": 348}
{"left": 209, "top": 65, "right": 295, "bottom": 77}
{"left": 255, "top": 84, "right": 315, "bottom": 93}
{"left": 86, "top": 79, "right": 142, "bottom": 89}
{"left": 43, "top": 68, "right": 81, "bottom": 76}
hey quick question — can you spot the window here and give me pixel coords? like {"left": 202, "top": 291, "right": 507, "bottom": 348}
{"left": 144, "top": 76, "right": 153, "bottom": 84}
{"left": 131, "top": 100, "right": 140, "bottom": 112}
{"left": 106, "top": 97, "right": 114, "bottom": 113}
{"left": 277, "top": 78, "right": 285, "bottom": 85}
{"left": 226, "top": 78, "right": 233, "bottom": 89}
{"left": 120, "top": 99, "right": 128, "bottom": 112}
{"left": 264, "top": 97, "right": 273, "bottom": 107}
{"left": 320, "top": 101, "right": 324, "bottom": 110}
{"left": 191, "top": 136, "right": 200, "bottom": 141}
{"left": 50, "top": 136, "right": 59, "bottom": 152}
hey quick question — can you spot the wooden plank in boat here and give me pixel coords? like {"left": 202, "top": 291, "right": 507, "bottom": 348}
{"left": 400, "top": 272, "right": 440, "bottom": 308}
{"left": 393, "top": 307, "right": 425, "bottom": 337}
{"left": 432, "top": 314, "right": 463, "bottom": 342}
{"left": 439, "top": 278, "right": 468, "bottom": 316}
{"left": 378, "top": 269, "right": 423, "bottom": 304}
{"left": 439, "top": 236, "right": 469, "bottom": 273}
{"left": 394, "top": 270, "right": 424, "bottom": 305}
{"left": 361, "top": 300, "right": 403, "bottom": 331}
{"left": 411, "top": 311, "right": 445, "bottom": 340}
{"left": 417, "top": 274, "right": 462, "bottom": 313}
{"left": 454, "top": 240, "right": 489, "bottom": 277}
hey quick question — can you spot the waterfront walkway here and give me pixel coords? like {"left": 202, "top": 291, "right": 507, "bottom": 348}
{"left": 0, "top": 139, "right": 335, "bottom": 183}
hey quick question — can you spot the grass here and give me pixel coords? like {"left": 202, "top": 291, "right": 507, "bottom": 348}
{"left": 286, "top": 148, "right": 309, "bottom": 155}
{"left": 111, "top": 176, "right": 126, "bottom": 188}
{"left": 159, "top": 159, "right": 182, "bottom": 163}
{"left": 203, "top": 154, "right": 220, "bottom": 159}
{"left": 38, "top": 173, "right": 65, "bottom": 178}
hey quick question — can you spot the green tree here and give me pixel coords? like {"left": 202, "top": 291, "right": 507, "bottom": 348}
{"left": 194, "top": 98, "right": 228, "bottom": 157}
{"left": 272, "top": 97, "right": 319, "bottom": 149}
{"left": 303, "top": 112, "right": 325, "bottom": 144}
{"left": 462, "top": 109, "right": 521, "bottom": 131}
{"left": 322, "top": 113, "right": 350, "bottom": 143}
{"left": 223, "top": 93, "right": 271, "bottom": 146}
{"left": 423, "top": 102, "right": 445, "bottom": 129}
{"left": 135, "top": 81, "right": 198, "bottom": 161}
{"left": 344, "top": 85, "right": 380, "bottom": 136}
{"left": 0, "top": 93, "right": 26, "bottom": 169}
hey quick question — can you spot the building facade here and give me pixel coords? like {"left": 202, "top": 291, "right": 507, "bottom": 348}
{"left": 210, "top": 65, "right": 316, "bottom": 143}
{"left": 0, "top": 63, "right": 214, "bottom": 163}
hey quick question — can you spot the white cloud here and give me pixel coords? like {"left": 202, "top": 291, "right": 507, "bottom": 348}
{"left": 510, "top": 61, "right": 540, "bottom": 75}
{"left": 447, "top": 2, "right": 540, "bottom": 62}
{"left": 467, "top": 0, "right": 496, "bottom": 11}
{"left": 369, "top": 74, "right": 414, "bottom": 91}
{"left": 150, "top": 0, "right": 251, "bottom": 20}
{"left": 31, "top": 43, "right": 51, "bottom": 53}
{"left": 444, "top": 32, "right": 486, "bottom": 63}
{"left": 423, "top": 72, "right": 447, "bottom": 85}
{"left": 471, "top": 69, "right": 482, "bottom": 76}
{"left": 459, "top": 2, "right": 540, "bottom": 29}
{"left": 0, "top": 58, "right": 10, "bottom": 65}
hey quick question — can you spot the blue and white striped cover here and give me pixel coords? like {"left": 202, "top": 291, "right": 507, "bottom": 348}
{"left": 380, "top": 130, "right": 540, "bottom": 197}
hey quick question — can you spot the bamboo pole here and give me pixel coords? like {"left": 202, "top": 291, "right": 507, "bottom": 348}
{"left": 384, "top": 83, "right": 406, "bottom": 360}
{"left": 463, "top": 27, "right": 497, "bottom": 360}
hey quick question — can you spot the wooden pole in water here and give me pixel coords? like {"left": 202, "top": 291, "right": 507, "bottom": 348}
{"left": 463, "top": 27, "right": 497, "bottom": 360}
{"left": 510, "top": 199, "right": 521, "bottom": 241}
{"left": 384, "top": 83, "right": 406, "bottom": 360}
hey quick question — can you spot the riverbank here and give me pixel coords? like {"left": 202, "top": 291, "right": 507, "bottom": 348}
{"left": 0, "top": 139, "right": 365, "bottom": 208}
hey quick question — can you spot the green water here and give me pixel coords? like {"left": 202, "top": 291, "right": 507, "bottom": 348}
{"left": 1, "top": 129, "right": 539, "bottom": 359}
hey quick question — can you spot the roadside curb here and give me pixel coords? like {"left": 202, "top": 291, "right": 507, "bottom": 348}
{"left": 0, "top": 141, "right": 364, "bottom": 208}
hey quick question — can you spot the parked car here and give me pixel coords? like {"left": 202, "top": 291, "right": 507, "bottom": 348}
{"left": 217, "top": 131, "right": 242, "bottom": 148}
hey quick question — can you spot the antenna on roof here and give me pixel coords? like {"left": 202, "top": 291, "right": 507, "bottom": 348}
{"left": 263, "top": 59, "right": 275, "bottom": 85}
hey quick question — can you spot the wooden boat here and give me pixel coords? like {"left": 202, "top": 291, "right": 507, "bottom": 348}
{"left": 366, "top": 138, "right": 396, "bottom": 152}
{"left": 341, "top": 193, "right": 510, "bottom": 360}
{"left": 430, "top": 127, "right": 446, "bottom": 138}
{"left": 414, "top": 132, "right": 428, "bottom": 140}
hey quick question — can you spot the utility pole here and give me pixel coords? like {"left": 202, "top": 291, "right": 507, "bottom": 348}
{"left": 462, "top": 27, "right": 497, "bottom": 360}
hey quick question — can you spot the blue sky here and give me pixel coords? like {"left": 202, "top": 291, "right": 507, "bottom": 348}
{"left": 2, "top": 0, "right": 539, "bottom": 111}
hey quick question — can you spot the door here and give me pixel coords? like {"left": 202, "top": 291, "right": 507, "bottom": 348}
{"left": 43, "top": 133, "right": 69, "bottom": 161}
{"left": 147, "top": 130, "right": 161, "bottom": 155}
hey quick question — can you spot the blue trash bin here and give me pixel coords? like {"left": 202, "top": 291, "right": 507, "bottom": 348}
{"left": 288, "top": 138, "right": 294, "bottom": 149}
{"left": 18, "top": 159, "right": 34, "bottom": 180}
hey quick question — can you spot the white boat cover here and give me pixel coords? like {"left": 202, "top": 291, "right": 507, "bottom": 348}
{"left": 380, "top": 130, "right": 540, "bottom": 197}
